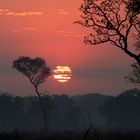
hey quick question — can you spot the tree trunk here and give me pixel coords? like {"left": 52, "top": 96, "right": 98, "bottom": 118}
{"left": 35, "top": 86, "right": 48, "bottom": 129}
{"left": 123, "top": 47, "right": 140, "bottom": 66}
{"left": 135, "top": 57, "right": 140, "bottom": 66}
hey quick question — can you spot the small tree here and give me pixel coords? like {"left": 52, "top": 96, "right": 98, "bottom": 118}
{"left": 76, "top": 0, "right": 140, "bottom": 66}
{"left": 125, "top": 62, "right": 140, "bottom": 83}
{"left": 125, "top": 37, "right": 140, "bottom": 84}
{"left": 12, "top": 56, "right": 51, "bottom": 129}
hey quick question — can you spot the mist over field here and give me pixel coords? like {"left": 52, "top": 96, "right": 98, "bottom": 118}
{"left": 0, "top": 88, "right": 140, "bottom": 132}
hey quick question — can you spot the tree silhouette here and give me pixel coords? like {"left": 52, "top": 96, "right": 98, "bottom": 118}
{"left": 12, "top": 56, "right": 51, "bottom": 129}
{"left": 125, "top": 62, "right": 140, "bottom": 83}
{"left": 76, "top": 0, "right": 140, "bottom": 66}
{"left": 125, "top": 37, "right": 140, "bottom": 84}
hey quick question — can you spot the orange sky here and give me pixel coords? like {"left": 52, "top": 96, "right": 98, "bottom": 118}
{"left": 0, "top": 0, "right": 136, "bottom": 96}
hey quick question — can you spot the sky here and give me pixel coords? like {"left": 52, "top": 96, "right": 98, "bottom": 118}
{"left": 0, "top": 0, "right": 137, "bottom": 96}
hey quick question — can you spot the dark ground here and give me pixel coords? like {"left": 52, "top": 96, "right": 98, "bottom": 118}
{"left": 0, "top": 130, "right": 140, "bottom": 140}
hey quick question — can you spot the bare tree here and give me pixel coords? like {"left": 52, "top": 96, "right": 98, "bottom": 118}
{"left": 76, "top": 0, "right": 140, "bottom": 66}
{"left": 125, "top": 62, "right": 140, "bottom": 83}
{"left": 12, "top": 56, "right": 51, "bottom": 129}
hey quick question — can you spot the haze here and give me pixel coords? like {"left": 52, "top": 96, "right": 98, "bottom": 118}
{"left": 0, "top": 0, "right": 136, "bottom": 96}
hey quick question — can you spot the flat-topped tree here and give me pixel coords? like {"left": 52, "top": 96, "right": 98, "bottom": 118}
{"left": 76, "top": 0, "right": 140, "bottom": 66}
{"left": 12, "top": 56, "right": 51, "bottom": 129}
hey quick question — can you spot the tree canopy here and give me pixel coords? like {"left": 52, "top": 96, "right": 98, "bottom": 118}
{"left": 12, "top": 56, "right": 51, "bottom": 88}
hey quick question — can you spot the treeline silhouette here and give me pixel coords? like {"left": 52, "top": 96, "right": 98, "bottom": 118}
{"left": 0, "top": 88, "right": 140, "bottom": 133}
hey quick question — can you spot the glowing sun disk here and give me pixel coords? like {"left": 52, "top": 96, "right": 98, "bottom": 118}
{"left": 53, "top": 66, "right": 72, "bottom": 83}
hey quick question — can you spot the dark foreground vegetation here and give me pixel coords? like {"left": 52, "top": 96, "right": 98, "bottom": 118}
{"left": 1, "top": 88, "right": 140, "bottom": 139}
{"left": 1, "top": 88, "right": 140, "bottom": 132}
{"left": 0, "top": 130, "right": 140, "bottom": 140}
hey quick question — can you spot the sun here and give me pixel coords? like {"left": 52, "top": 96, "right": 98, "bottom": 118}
{"left": 53, "top": 66, "right": 72, "bottom": 83}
